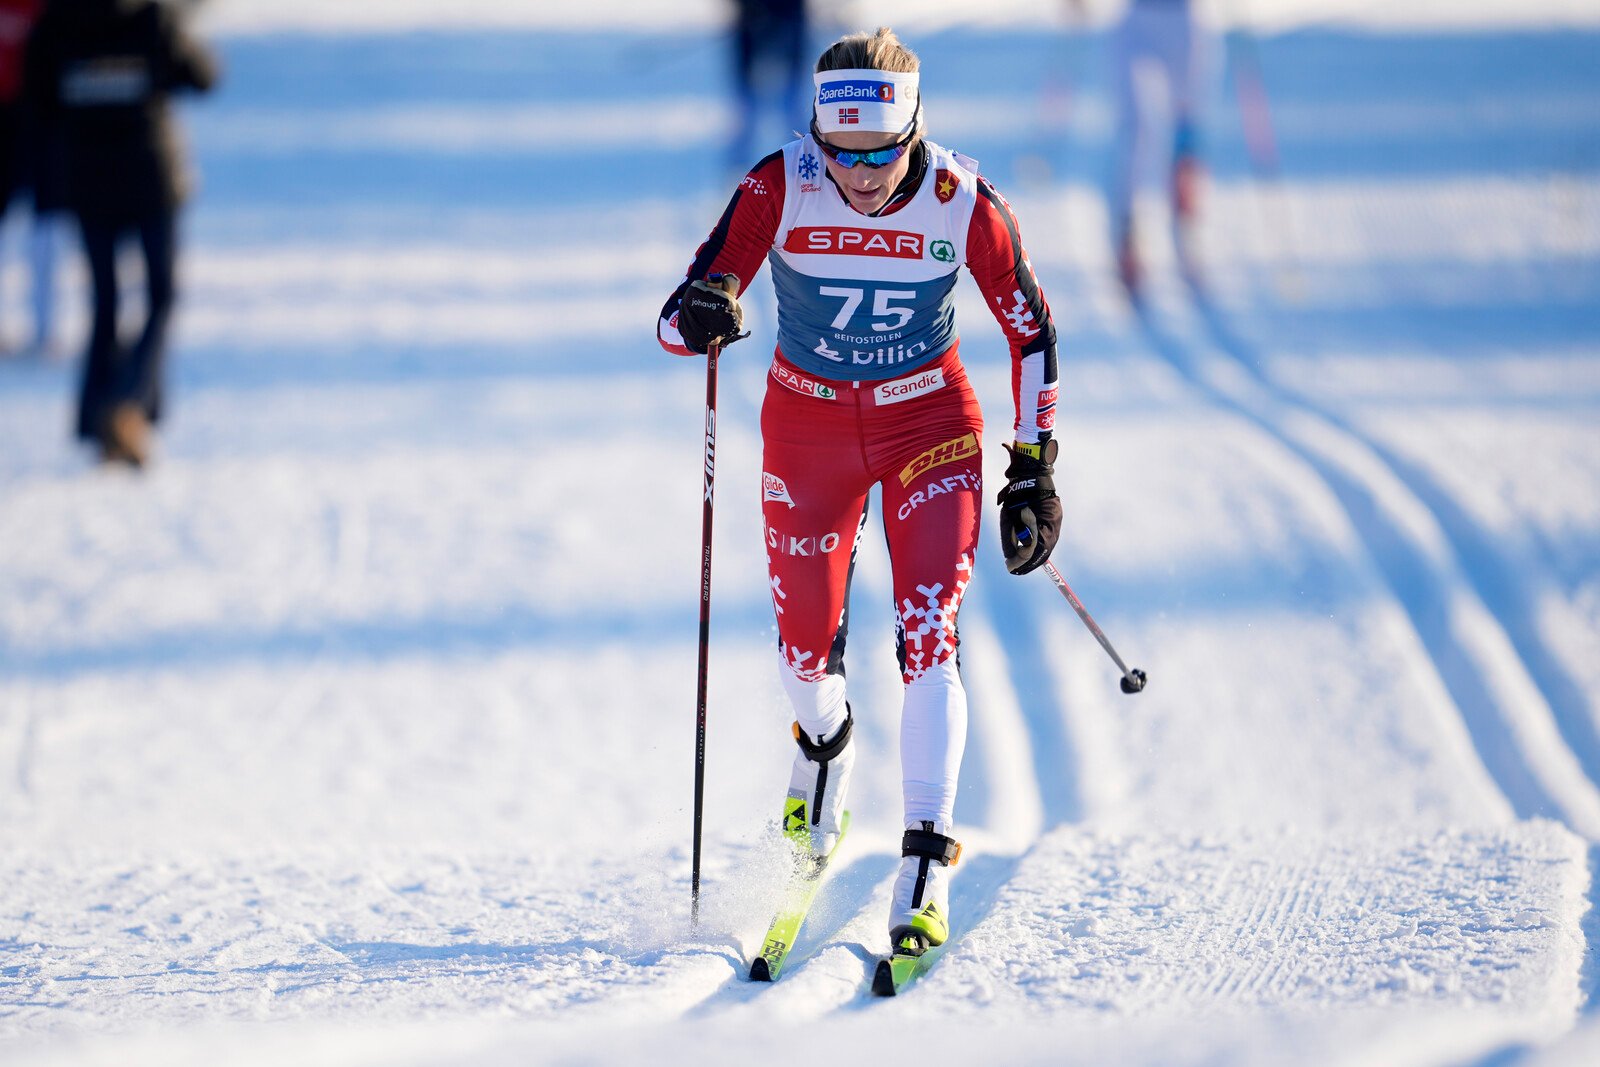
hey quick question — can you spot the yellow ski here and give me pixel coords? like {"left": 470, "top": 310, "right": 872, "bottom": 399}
{"left": 748, "top": 807, "right": 850, "bottom": 982}
{"left": 871, "top": 929, "right": 939, "bottom": 996}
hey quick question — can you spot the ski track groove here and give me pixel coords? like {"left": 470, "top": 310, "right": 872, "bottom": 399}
{"left": 1134, "top": 267, "right": 1600, "bottom": 1020}
{"left": 917, "top": 553, "right": 1082, "bottom": 998}
{"left": 1197, "top": 287, "right": 1600, "bottom": 798}
{"left": 1255, "top": 864, "right": 1317, "bottom": 999}
{"left": 1170, "top": 855, "right": 1236, "bottom": 1003}
{"left": 1248, "top": 873, "right": 1297, "bottom": 999}
{"left": 968, "top": 563, "right": 1084, "bottom": 830}
{"left": 1371, "top": 445, "right": 1600, "bottom": 779}
{"left": 1206, "top": 857, "right": 1320, "bottom": 1006}
{"left": 1131, "top": 282, "right": 1600, "bottom": 840}
{"left": 1224, "top": 865, "right": 1281, "bottom": 1000}
{"left": 1583, "top": 846, "right": 1600, "bottom": 1013}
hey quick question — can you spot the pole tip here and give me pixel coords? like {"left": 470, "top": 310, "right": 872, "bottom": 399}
{"left": 1120, "top": 668, "right": 1147, "bottom": 694}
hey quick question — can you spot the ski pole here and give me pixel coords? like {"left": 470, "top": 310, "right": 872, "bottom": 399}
{"left": 1043, "top": 559, "right": 1147, "bottom": 694}
{"left": 691, "top": 342, "right": 721, "bottom": 930}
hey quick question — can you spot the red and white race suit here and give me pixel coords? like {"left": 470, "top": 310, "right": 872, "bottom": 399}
{"left": 659, "top": 138, "right": 1059, "bottom": 829}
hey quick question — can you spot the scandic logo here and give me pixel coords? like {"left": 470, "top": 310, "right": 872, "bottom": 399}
{"left": 898, "top": 432, "right": 980, "bottom": 486}
{"left": 876, "top": 367, "right": 945, "bottom": 406}
{"left": 784, "top": 227, "right": 923, "bottom": 259}
{"left": 818, "top": 80, "right": 895, "bottom": 105}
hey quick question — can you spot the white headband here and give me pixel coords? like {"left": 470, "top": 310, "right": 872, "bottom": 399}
{"left": 812, "top": 68, "right": 920, "bottom": 136}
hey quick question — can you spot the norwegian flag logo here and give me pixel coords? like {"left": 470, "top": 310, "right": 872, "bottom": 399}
{"left": 1037, "top": 387, "right": 1058, "bottom": 431}
{"left": 838, "top": 107, "right": 859, "bottom": 125}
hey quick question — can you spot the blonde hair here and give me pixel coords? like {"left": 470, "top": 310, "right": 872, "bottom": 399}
{"left": 815, "top": 27, "right": 920, "bottom": 74}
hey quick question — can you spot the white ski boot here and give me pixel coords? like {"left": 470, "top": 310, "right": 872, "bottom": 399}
{"left": 783, "top": 705, "right": 855, "bottom": 866}
{"left": 888, "top": 821, "right": 962, "bottom": 953}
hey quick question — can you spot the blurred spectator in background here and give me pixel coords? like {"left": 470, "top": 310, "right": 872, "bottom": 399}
{"left": 19, "top": 54, "right": 71, "bottom": 361}
{"left": 1105, "top": 0, "right": 1212, "bottom": 295}
{"left": 0, "top": 0, "right": 58, "bottom": 358}
{"left": 26, "top": 0, "right": 217, "bottom": 468}
{"left": 730, "top": 0, "right": 808, "bottom": 169}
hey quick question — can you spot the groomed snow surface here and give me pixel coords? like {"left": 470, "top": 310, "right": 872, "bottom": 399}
{"left": 3, "top": 4, "right": 1599, "bottom": 1065}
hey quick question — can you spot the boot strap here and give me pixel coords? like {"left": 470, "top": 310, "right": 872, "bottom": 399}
{"left": 792, "top": 705, "right": 854, "bottom": 763}
{"left": 901, "top": 828, "right": 961, "bottom": 866}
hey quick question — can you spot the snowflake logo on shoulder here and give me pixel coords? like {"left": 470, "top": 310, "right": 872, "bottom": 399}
{"left": 798, "top": 153, "right": 820, "bottom": 181}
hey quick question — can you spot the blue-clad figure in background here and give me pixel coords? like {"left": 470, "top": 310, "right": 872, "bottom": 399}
{"left": 1107, "top": 0, "right": 1212, "bottom": 294}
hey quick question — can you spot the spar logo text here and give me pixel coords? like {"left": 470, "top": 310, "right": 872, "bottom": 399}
{"left": 772, "top": 361, "right": 838, "bottom": 399}
{"left": 785, "top": 227, "right": 924, "bottom": 259}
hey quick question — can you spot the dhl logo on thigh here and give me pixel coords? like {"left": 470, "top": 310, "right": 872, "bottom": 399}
{"left": 897, "top": 432, "right": 979, "bottom": 487}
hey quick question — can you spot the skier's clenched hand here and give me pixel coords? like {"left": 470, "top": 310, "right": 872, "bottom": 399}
{"left": 996, "top": 438, "right": 1061, "bottom": 575}
{"left": 676, "top": 273, "right": 750, "bottom": 354}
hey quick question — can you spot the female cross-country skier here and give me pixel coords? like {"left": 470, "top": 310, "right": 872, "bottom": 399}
{"left": 658, "top": 27, "right": 1060, "bottom": 957}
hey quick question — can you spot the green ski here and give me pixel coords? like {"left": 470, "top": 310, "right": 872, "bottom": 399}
{"left": 871, "top": 927, "right": 940, "bottom": 996}
{"left": 748, "top": 805, "right": 850, "bottom": 982}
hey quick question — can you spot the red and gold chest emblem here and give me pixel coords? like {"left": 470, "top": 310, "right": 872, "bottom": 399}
{"left": 934, "top": 168, "right": 959, "bottom": 204}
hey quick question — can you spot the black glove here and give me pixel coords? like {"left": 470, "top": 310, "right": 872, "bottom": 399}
{"left": 996, "top": 438, "right": 1061, "bottom": 575}
{"left": 676, "top": 272, "right": 750, "bottom": 354}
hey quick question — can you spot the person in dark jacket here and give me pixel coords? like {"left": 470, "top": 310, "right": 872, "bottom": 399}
{"left": 26, "top": 0, "right": 217, "bottom": 467}
{"left": 729, "top": 0, "right": 808, "bottom": 171}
